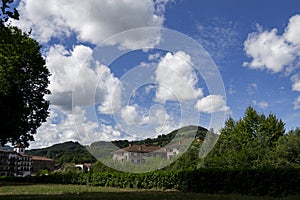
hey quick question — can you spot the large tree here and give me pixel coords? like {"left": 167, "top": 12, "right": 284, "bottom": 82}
{"left": 203, "top": 107, "right": 285, "bottom": 168}
{"left": 0, "top": 0, "right": 51, "bottom": 147}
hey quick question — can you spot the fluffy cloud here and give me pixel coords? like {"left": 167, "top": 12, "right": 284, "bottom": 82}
{"left": 119, "top": 103, "right": 175, "bottom": 139}
{"left": 46, "top": 44, "right": 121, "bottom": 113}
{"left": 31, "top": 107, "right": 124, "bottom": 149}
{"left": 96, "top": 66, "right": 122, "bottom": 114}
{"left": 121, "top": 104, "right": 149, "bottom": 126}
{"left": 120, "top": 104, "right": 171, "bottom": 126}
{"left": 293, "top": 96, "right": 300, "bottom": 110}
{"left": 195, "top": 95, "right": 230, "bottom": 114}
{"left": 13, "top": 0, "right": 167, "bottom": 49}
{"left": 243, "top": 14, "right": 300, "bottom": 73}
{"left": 243, "top": 29, "right": 294, "bottom": 73}
{"left": 284, "top": 15, "right": 300, "bottom": 46}
{"left": 291, "top": 74, "right": 300, "bottom": 92}
{"left": 155, "top": 51, "right": 203, "bottom": 103}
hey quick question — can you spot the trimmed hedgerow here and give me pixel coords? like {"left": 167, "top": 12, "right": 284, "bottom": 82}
{"left": 1, "top": 168, "right": 299, "bottom": 196}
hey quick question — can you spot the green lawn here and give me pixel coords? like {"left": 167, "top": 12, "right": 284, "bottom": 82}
{"left": 0, "top": 183, "right": 299, "bottom": 200}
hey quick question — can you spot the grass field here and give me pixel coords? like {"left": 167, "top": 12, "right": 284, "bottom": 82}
{"left": 0, "top": 183, "right": 299, "bottom": 200}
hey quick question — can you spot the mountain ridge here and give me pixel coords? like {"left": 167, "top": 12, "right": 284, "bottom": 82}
{"left": 26, "top": 125, "right": 208, "bottom": 164}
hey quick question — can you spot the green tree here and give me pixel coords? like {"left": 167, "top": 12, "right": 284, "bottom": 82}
{"left": 0, "top": 2, "right": 50, "bottom": 147}
{"left": 203, "top": 107, "right": 285, "bottom": 168}
{"left": 274, "top": 128, "right": 300, "bottom": 168}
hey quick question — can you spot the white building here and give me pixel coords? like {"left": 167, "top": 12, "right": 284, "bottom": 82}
{"left": 113, "top": 144, "right": 165, "bottom": 165}
{"left": 0, "top": 145, "right": 31, "bottom": 177}
{"left": 112, "top": 142, "right": 184, "bottom": 165}
{"left": 165, "top": 143, "right": 181, "bottom": 160}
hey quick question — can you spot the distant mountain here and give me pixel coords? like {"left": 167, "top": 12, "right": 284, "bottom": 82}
{"left": 27, "top": 126, "right": 207, "bottom": 165}
{"left": 26, "top": 141, "right": 96, "bottom": 164}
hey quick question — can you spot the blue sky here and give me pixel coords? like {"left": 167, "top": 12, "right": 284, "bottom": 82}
{"left": 10, "top": 0, "right": 300, "bottom": 148}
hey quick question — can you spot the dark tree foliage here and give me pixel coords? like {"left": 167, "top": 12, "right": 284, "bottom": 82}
{"left": 0, "top": 0, "right": 19, "bottom": 25}
{"left": 275, "top": 128, "right": 300, "bottom": 167}
{"left": 0, "top": 4, "right": 50, "bottom": 146}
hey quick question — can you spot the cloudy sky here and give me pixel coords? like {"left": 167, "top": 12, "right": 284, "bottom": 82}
{"left": 10, "top": 0, "right": 300, "bottom": 149}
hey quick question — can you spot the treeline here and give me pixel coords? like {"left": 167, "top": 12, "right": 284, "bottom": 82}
{"left": 202, "top": 107, "right": 300, "bottom": 169}
{"left": 2, "top": 168, "right": 300, "bottom": 196}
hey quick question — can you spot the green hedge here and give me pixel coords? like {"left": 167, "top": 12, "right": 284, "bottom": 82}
{"left": 1, "top": 168, "right": 300, "bottom": 196}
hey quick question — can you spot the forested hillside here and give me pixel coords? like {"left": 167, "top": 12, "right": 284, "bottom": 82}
{"left": 26, "top": 141, "right": 96, "bottom": 164}
{"left": 26, "top": 126, "right": 207, "bottom": 165}
{"left": 111, "top": 125, "right": 207, "bottom": 148}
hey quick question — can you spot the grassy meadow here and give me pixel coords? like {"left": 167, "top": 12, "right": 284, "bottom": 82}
{"left": 0, "top": 183, "right": 300, "bottom": 200}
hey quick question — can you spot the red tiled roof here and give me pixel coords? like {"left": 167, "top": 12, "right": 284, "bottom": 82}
{"left": 121, "top": 144, "right": 162, "bottom": 153}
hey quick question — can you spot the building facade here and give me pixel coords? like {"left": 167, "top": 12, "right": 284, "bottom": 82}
{"left": 112, "top": 142, "right": 185, "bottom": 165}
{"left": 0, "top": 149, "right": 31, "bottom": 177}
{"left": 113, "top": 144, "right": 165, "bottom": 165}
{"left": 31, "top": 156, "right": 55, "bottom": 173}
{"left": 0, "top": 145, "right": 55, "bottom": 176}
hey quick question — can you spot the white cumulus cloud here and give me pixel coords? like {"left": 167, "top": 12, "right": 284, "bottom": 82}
{"left": 243, "top": 14, "right": 300, "bottom": 73}
{"left": 13, "top": 0, "right": 167, "bottom": 49}
{"left": 32, "top": 107, "right": 125, "bottom": 149}
{"left": 46, "top": 44, "right": 122, "bottom": 113}
{"left": 121, "top": 104, "right": 148, "bottom": 126}
{"left": 284, "top": 15, "right": 300, "bottom": 46}
{"left": 195, "top": 95, "right": 230, "bottom": 114}
{"left": 154, "top": 51, "right": 203, "bottom": 103}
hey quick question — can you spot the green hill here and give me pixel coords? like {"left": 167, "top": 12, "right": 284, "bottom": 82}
{"left": 26, "top": 126, "right": 207, "bottom": 165}
{"left": 111, "top": 125, "right": 207, "bottom": 148}
{"left": 26, "top": 141, "right": 96, "bottom": 164}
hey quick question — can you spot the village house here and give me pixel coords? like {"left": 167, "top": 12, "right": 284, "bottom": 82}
{"left": 113, "top": 144, "right": 165, "bottom": 165}
{"left": 113, "top": 142, "right": 184, "bottom": 165}
{"left": 31, "top": 156, "right": 55, "bottom": 174}
{"left": 0, "top": 145, "right": 31, "bottom": 177}
{"left": 0, "top": 145, "right": 55, "bottom": 176}
{"left": 165, "top": 142, "right": 181, "bottom": 160}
